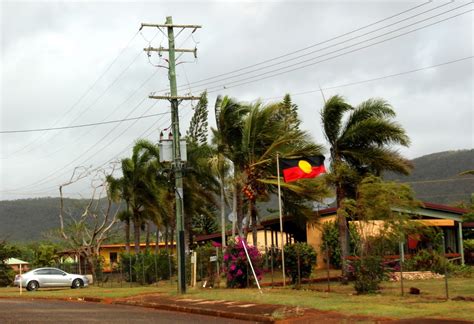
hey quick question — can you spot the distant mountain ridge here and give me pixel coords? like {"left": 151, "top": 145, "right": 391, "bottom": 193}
{"left": 1, "top": 150, "right": 472, "bottom": 242}
{"left": 386, "top": 149, "right": 474, "bottom": 205}
{"left": 0, "top": 197, "right": 121, "bottom": 243}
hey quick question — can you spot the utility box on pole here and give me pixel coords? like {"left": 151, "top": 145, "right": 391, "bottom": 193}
{"left": 159, "top": 139, "right": 187, "bottom": 163}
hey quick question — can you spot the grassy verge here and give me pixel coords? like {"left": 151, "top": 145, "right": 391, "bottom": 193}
{"left": 0, "top": 285, "right": 160, "bottom": 299}
{"left": 181, "top": 279, "right": 474, "bottom": 321}
{"left": 0, "top": 276, "right": 472, "bottom": 320}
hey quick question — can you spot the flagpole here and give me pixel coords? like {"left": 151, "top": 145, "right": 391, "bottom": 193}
{"left": 276, "top": 153, "right": 286, "bottom": 286}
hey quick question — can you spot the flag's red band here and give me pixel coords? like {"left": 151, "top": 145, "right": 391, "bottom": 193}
{"left": 282, "top": 165, "right": 326, "bottom": 183}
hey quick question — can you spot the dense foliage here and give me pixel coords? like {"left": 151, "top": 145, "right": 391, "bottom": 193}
{"left": 0, "top": 241, "right": 18, "bottom": 287}
{"left": 350, "top": 256, "right": 387, "bottom": 294}
{"left": 193, "top": 242, "right": 221, "bottom": 285}
{"left": 119, "top": 251, "right": 175, "bottom": 284}
{"left": 321, "top": 221, "right": 359, "bottom": 269}
{"left": 284, "top": 242, "right": 317, "bottom": 284}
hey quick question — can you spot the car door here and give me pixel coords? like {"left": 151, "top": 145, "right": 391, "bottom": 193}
{"left": 47, "top": 269, "right": 70, "bottom": 287}
{"left": 33, "top": 269, "right": 50, "bottom": 287}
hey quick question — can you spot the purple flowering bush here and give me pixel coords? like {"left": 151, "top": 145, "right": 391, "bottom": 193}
{"left": 223, "top": 237, "right": 263, "bottom": 288}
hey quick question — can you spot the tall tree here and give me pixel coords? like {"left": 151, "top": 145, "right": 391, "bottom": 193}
{"left": 187, "top": 93, "right": 209, "bottom": 146}
{"left": 240, "top": 100, "right": 325, "bottom": 244}
{"left": 184, "top": 92, "right": 220, "bottom": 247}
{"left": 320, "top": 95, "right": 412, "bottom": 279}
{"left": 107, "top": 140, "right": 162, "bottom": 254}
{"left": 212, "top": 96, "right": 249, "bottom": 236}
{"left": 59, "top": 167, "right": 120, "bottom": 280}
{"left": 107, "top": 176, "right": 132, "bottom": 252}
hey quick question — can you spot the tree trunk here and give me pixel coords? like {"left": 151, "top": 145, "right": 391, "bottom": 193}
{"left": 235, "top": 182, "right": 244, "bottom": 237}
{"left": 220, "top": 179, "right": 226, "bottom": 247}
{"left": 145, "top": 221, "right": 151, "bottom": 252}
{"left": 155, "top": 227, "right": 160, "bottom": 254}
{"left": 164, "top": 225, "right": 169, "bottom": 251}
{"left": 125, "top": 218, "right": 131, "bottom": 253}
{"left": 336, "top": 185, "right": 349, "bottom": 282}
{"left": 133, "top": 217, "right": 141, "bottom": 255}
{"left": 250, "top": 199, "right": 258, "bottom": 246}
{"left": 232, "top": 183, "right": 237, "bottom": 238}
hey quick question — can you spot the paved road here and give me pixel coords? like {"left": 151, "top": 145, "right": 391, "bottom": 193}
{"left": 0, "top": 299, "right": 253, "bottom": 323}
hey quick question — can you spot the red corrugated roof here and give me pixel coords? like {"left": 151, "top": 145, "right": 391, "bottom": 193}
{"left": 421, "top": 202, "right": 467, "bottom": 214}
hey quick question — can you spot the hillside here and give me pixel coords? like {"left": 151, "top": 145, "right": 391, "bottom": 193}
{"left": 0, "top": 197, "right": 121, "bottom": 242}
{"left": 1, "top": 150, "right": 473, "bottom": 242}
{"left": 386, "top": 149, "right": 474, "bottom": 205}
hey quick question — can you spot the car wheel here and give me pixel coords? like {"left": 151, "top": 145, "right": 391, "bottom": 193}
{"left": 71, "top": 278, "right": 84, "bottom": 289}
{"left": 26, "top": 280, "right": 39, "bottom": 291}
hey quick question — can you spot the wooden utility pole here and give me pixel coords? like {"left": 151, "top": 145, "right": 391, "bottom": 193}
{"left": 141, "top": 16, "right": 201, "bottom": 294}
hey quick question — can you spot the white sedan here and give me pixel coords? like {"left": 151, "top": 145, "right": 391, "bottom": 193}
{"left": 14, "top": 267, "right": 89, "bottom": 291}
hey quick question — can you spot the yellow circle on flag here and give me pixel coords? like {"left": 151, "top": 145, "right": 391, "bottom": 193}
{"left": 298, "top": 160, "right": 312, "bottom": 174}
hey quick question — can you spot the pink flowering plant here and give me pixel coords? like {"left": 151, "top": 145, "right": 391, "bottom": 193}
{"left": 223, "top": 237, "right": 263, "bottom": 288}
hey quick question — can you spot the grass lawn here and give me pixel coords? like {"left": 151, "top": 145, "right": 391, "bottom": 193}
{"left": 0, "top": 274, "right": 472, "bottom": 321}
{"left": 0, "top": 285, "right": 159, "bottom": 299}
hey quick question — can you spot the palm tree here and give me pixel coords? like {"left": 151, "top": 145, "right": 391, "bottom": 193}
{"left": 208, "top": 152, "right": 231, "bottom": 247}
{"left": 107, "top": 139, "right": 163, "bottom": 254}
{"left": 183, "top": 141, "right": 220, "bottom": 247}
{"left": 240, "top": 100, "right": 325, "bottom": 244}
{"left": 106, "top": 176, "right": 132, "bottom": 252}
{"left": 212, "top": 96, "right": 250, "bottom": 236}
{"left": 213, "top": 95, "right": 326, "bottom": 245}
{"left": 321, "top": 95, "right": 412, "bottom": 278}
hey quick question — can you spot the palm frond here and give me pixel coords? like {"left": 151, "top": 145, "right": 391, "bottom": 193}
{"left": 320, "top": 95, "right": 352, "bottom": 145}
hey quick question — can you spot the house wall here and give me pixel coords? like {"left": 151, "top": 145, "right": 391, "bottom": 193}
{"left": 245, "top": 230, "right": 292, "bottom": 252}
{"left": 306, "top": 215, "right": 336, "bottom": 269}
{"left": 306, "top": 215, "right": 460, "bottom": 269}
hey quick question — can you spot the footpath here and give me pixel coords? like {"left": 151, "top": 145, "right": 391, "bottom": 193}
{"left": 110, "top": 293, "right": 380, "bottom": 323}
{"left": 100, "top": 293, "right": 470, "bottom": 324}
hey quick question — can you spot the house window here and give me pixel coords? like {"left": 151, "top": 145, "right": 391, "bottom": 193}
{"left": 110, "top": 252, "right": 118, "bottom": 264}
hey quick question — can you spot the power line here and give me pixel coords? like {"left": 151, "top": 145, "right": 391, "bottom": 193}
{"left": 0, "top": 100, "right": 194, "bottom": 198}
{"left": 0, "top": 111, "right": 170, "bottom": 134}
{"left": 2, "top": 106, "right": 189, "bottom": 197}
{"left": 169, "top": 1, "right": 433, "bottom": 92}
{"left": 202, "top": 7, "right": 472, "bottom": 94}
{"left": 187, "top": 1, "right": 457, "bottom": 92}
{"left": 406, "top": 177, "right": 474, "bottom": 185}
{"left": 4, "top": 55, "right": 470, "bottom": 135}
{"left": 260, "top": 56, "right": 473, "bottom": 101}
{"left": 6, "top": 30, "right": 142, "bottom": 156}
{"left": 1, "top": 56, "right": 161, "bottom": 159}
{"left": 5, "top": 100, "right": 162, "bottom": 192}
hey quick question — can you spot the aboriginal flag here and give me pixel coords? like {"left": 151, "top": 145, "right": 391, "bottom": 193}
{"left": 280, "top": 155, "right": 326, "bottom": 183}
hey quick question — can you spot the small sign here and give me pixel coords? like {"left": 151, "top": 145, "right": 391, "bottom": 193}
{"left": 191, "top": 255, "right": 196, "bottom": 263}
{"left": 210, "top": 256, "right": 217, "bottom": 262}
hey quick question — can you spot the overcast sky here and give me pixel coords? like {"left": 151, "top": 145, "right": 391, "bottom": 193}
{"left": 0, "top": 0, "right": 472, "bottom": 200}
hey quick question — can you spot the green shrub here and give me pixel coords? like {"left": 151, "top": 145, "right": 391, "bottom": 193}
{"left": 155, "top": 250, "right": 174, "bottom": 280}
{"left": 450, "top": 264, "right": 474, "bottom": 278}
{"left": 321, "top": 221, "right": 359, "bottom": 268}
{"left": 404, "top": 250, "right": 449, "bottom": 274}
{"left": 464, "top": 239, "right": 474, "bottom": 251}
{"left": 352, "top": 256, "right": 386, "bottom": 294}
{"left": 0, "top": 264, "right": 15, "bottom": 287}
{"left": 0, "top": 241, "right": 19, "bottom": 287}
{"left": 284, "top": 243, "right": 317, "bottom": 285}
{"left": 119, "top": 251, "right": 175, "bottom": 284}
{"left": 194, "top": 243, "right": 221, "bottom": 284}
